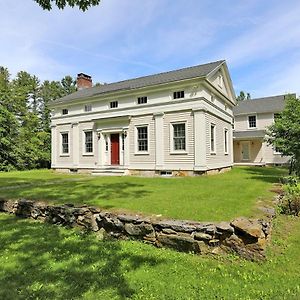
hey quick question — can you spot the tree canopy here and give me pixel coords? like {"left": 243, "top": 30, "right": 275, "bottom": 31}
{"left": 236, "top": 91, "right": 251, "bottom": 101}
{"left": 34, "top": 0, "right": 101, "bottom": 11}
{"left": 0, "top": 67, "right": 76, "bottom": 171}
{"left": 266, "top": 94, "right": 300, "bottom": 176}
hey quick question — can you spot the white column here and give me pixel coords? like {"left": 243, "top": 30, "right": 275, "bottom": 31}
{"left": 154, "top": 112, "right": 164, "bottom": 168}
{"left": 72, "top": 122, "right": 79, "bottom": 168}
{"left": 193, "top": 108, "right": 207, "bottom": 170}
{"left": 51, "top": 125, "right": 57, "bottom": 168}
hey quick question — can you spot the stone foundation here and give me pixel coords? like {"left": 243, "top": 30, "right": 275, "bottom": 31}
{"left": 0, "top": 199, "right": 271, "bottom": 261}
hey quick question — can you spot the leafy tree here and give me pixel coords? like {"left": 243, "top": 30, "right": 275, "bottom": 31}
{"left": 236, "top": 91, "right": 251, "bottom": 101}
{"left": 34, "top": 0, "right": 101, "bottom": 11}
{"left": 0, "top": 66, "right": 77, "bottom": 171}
{"left": 266, "top": 94, "right": 300, "bottom": 176}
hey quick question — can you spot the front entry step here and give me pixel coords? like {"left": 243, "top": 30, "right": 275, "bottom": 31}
{"left": 91, "top": 167, "right": 126, "bottom": 176}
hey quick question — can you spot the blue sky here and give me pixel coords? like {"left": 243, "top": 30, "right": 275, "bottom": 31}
{"left": 1, "top": 0, "right": 300, "bottom": 98}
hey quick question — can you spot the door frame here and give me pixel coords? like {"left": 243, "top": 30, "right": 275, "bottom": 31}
{"left": 241, "top": 141, "right": 251, "bottom": 161}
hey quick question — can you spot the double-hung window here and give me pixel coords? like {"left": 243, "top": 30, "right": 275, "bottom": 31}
{"left": 137, "top": 126, "right": 148, "bottom": 152}
{"left": 84, "top": 131, "right": 93, "bottom": 153}
{"left": 173, "top": 123, "right": 186, "bottom": 151}
{"left": 210, "top": 124, "right": 216, "bottom": 153}
{"left": 248, "top": 115, "right": 256, "bottom": 128}
{"left": 61, "top": 133, "right": 69, "bottom": 154}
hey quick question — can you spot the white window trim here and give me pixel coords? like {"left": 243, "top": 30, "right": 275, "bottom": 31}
{"left": 170, "top": 121, "right": 188, "bottom": 155}
{"left": 82, "top": 130, "right": 94, "bottom": 156}
{"left": 60, "top": 131, "right": 70, "bottom": 156}
{"left": 247, "top": 114, "right": 257, "bottom": 129}
{"left": 224, "top": 127, "right": 229, "bottom": 155}
{"left": 134, "top": 124, "right": 149, "bottom": 155}
{"left": 109, "top": 101, "right": 118, "bottom": 109}
{"left": 210, "top": 123, "right": 216, "bottom": 155}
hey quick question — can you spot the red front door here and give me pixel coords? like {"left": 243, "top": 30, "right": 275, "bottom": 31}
{"left": 110, "top": 134, "right": 120, "bottom": 165}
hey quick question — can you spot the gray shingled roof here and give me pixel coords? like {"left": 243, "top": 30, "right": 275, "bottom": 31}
{"left": 233, "top": 130, "right": 266, "bottom": 139}
{"left": 233, "top": 94, "right": 290, "bottom": 115}
{"left": 52, "top": 60, "right": 225, "bottom": 104}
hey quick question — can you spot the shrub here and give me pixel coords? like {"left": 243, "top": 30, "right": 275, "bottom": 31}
{"left": 279, "top": 177, "right": 300, "bottom": 216}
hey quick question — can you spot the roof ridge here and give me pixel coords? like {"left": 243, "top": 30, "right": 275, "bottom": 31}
{"left": 91, "top": 59, "right": 225, "bottom": 89}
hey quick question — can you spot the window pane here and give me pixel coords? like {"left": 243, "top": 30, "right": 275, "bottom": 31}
{"left": 137, "top": 127, "right": 148, "bottom": 151}
{"left": 173, "top": 123, "right": 186, "bottom": 150}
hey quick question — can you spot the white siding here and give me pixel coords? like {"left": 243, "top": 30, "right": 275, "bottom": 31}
{"left": 206, "top": 113, "right": 232, "bottom": 169}
{"left": 163, "top": 111, "right": 195, "bottom": 170}
{"left": 128, "top": 114, "right": 156, "bottom": 169}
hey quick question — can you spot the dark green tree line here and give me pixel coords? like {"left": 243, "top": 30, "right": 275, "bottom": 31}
{"left": 0, "top": 67, "right": 76, "bottom": 171}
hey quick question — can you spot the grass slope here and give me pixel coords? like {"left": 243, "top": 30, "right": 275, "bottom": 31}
{"left": 0, "top": 167, "right": 286, "bottom": 221}
{"left": 0, "top": 213, "right": 299, "bottom": 299}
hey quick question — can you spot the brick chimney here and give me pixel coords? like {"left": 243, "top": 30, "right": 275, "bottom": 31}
{"left": 77, "top": 73, "right": 92, "bottom": 90}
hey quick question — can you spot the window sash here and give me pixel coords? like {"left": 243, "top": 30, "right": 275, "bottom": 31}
{"left": 85, "top": 131, "right": 93, "bottom": 153}
{"left": 173, "top": 123, "right": 186, "bottom": 150}
{"left": 137, "top": 127, "right": 148, "bottom": 151}
{"left": 61, "top": 133, "right": 69, "bottom": 154}
{"left": 248, "top": 116, "right": 256, "bottom": 128}
{"left": 62, "top": 109, "right": 68, "bottom": 115}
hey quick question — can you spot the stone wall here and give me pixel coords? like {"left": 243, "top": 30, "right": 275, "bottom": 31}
{"left": 0, "top": 199, "right": 271, "bottom": 261}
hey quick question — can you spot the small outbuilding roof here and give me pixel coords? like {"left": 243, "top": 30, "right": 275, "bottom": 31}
{"left": 233, "top": 94, "right": 293, "bottom": 115}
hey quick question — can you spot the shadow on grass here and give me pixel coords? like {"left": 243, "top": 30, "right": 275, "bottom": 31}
{"left": 241, "top": 166, "right": 288, "bottom": 184}
{"left": 0, "top": 215, "right": 165, "bottom": 299}
{"left": 0, "top": 178, "right": 151, "bottom": 208}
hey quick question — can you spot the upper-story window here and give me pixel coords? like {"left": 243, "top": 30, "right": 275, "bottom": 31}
{"left": 173, "top": 91, "right": 185, "bottom": 99}
{"left": 248, "top": 115, "right": 257, "bottom": 128}
{"left": 84, "top": 104, "right": 92, "bottom": 112}
{"left": 137, "top": 96, "right": 147, "bottom": 104}
{"left": 62, "top": 108, "right": 68, "bottom": 115}
{"left": 110, "top": 101, "right": 118, "bottom": 109}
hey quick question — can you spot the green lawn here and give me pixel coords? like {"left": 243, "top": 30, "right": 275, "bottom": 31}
{"left": 0, "top": 212, "right": 299, "bottom": 299}
{"left": 0, "top": 166, "right": 286, "bottom": 221}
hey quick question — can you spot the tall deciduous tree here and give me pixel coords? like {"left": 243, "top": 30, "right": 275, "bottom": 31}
{"left": 266, "top": 94, "right": 300, "bottom": 176}
{"left": 34, "top": 0, "right": 101, "bottom": 11}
